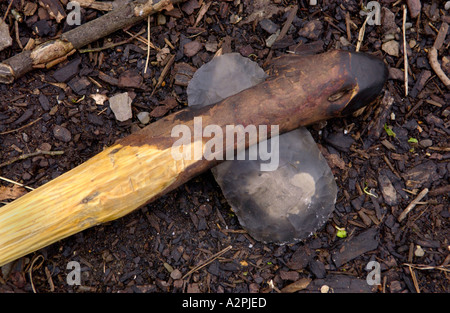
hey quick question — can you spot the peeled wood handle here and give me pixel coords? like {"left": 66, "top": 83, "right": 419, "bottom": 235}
{"left": 0, "top": 50, "right": 387, "bottom": 266}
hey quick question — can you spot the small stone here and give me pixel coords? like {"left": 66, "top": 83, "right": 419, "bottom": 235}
{"left": 414, "top": 245, "right": 425, "bottom": 257}
{"left": 382, "top": 40, "right": 399, "bottom": 57}
{"left": 53, "top": 125, "right": 72, "bottom": 142}
{"left": 157, "top": 14, "right": 166, "bottom": 25}
{"left": 170, "top": 269, "right": 182, "bottom": 280}
{"left": 320, "top": 285, "right": 330, "bottom": 293}
{"left": 137, "top": 111, "right": 150, "bottom": 124}
{"left": 406, "top": 0, "right": 421, "bottom": 19}
{"left": 298, "top": 20, "right": 323, "bottom": 40}
{"left": 419, "top": 139, "right": 432, "bottom": 148}
{"left": 381, "top": 7, "right": 397, "bottom": 35}
{"left": 109, "top": 92, "right": 133, "bottom": 122}
{"left": 183, "top": 40, "right": 203, "bottom": 57}
{"left": 445, "top": 1, "right": 450, "bottom": 11}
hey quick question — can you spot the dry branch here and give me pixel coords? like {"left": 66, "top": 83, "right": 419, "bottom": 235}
{"left": 0, "top": 0, "right": 184, "bottom": 84}
{"left": 428, "top": 22, "right": 450, "bottom": 89}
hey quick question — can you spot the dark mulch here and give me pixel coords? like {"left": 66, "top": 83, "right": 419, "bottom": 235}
{"left": 0, "top": 0, "right": 448, "bottom": 294}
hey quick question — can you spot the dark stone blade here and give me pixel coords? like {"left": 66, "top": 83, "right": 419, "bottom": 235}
{"left": 187, "top": 53, "right": 337, "bottom": 244}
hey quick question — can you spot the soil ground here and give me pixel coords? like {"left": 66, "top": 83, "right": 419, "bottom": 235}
{"left": 0, "top": 0, "right": 449, "bottom": 293}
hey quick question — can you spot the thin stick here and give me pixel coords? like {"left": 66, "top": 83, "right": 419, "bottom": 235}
{"left": 144, "top": 16, "right": 151, "bottom": 74}
{"left": 0, "top": 150, "right": 64, "bottom": 168}
{"left": 408, "top": 265, "right": 421, "bottom": 293}
{"left": 402, "top": 5, "right": 408, "bottom": 97}
{"left": 182, "top": 245, "right": 233, "bottom": 280}
{"left": 2, "top": 0, "right": 14, "bottom": 22}
{"left": 398, "top": 188, "right": 429, "bottom": 222}
{"left": 356, "top": 15, "right": 369, "bottom": 52}
{"left": 151, "top": 53, "right": 175, "bottom": 96}
{"left": 28, "top": 255, "right": 44, "bottom": 293}
{"left": 403, "top": 263, "right": 450, "bottom": 273}
{"left": 0, "top": 175, "right": 34, "bottom": 191}
{"left": 78, "top": 29, "right": 146, "bottom": 53}
{"left": 0, "top": 117, "right": 42, "bottom": 135}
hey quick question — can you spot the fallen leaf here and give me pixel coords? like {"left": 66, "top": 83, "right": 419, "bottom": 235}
{"left": 0, "top": 185, "right": 27, "bottom": 201}
{"left": 90, "top": 93, "right": 109, "bottom": 105}
{"left": 281, "top": 278, "right": 311, "bottom": 293}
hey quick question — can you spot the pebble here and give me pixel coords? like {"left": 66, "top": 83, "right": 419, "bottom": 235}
{"left": 382, "top": 40, "right": 399, "bottom": 57}
{"left": 406, "top": 0, "right": 421, "bottom": 19}
{"left": 53, "top": 125, "right": 72, "bottom": 142}
{"left": 419, "top": 139, "right": 432, "bottom": 148}
{"left": 414, "top": 245, "right": 425, "bottom": 257}
{"left": 137, "top": 111, "right": 150, "bottom": 124}
{"left": 109, "top": 92, "right": 133, "bottom": 122}
{"left": 320, "top": 285, "right": 330, "bottom": 293}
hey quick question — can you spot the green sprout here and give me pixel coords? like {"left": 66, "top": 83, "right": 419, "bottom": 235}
{"left": 363, "top": 182, "right": 378, "bottom": 198}
{"left": 408, "top": 137, "right": 418, "bottom": 144}
{"left": 335, "top": 226, "right": 347, "bottom": 238}
{"left": 384, "top": 123, "right": 396, "bottom": 138}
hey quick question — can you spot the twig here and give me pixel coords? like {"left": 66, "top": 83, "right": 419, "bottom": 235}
{"left": 2, "top": 0, "right": 14, "bottom": 22}
{"left": 398, "top": 188, "right": 429, "bottom": 222}
{"left": 144, "top": 16, "right": 151, "bottom": 74}
{"left": 193, "top": 1, "right": 212, "bottom": 28}
{"left": 403, "top": 263, "right": 450, "bottom": 273}
{"left": 28, "top": 255, "right": 45, "bottom": 293}
{"left": 0, "top": 117, "right": 42, "bottom": 135}
{"left": 428, "top": 22, "right": 450, "bottom": 88}
{"left": 78, "top": 29, "right": 146, "bottom": 53}
{"left": 356, "top": 15, "right": 369, "bottom": 52}
{"left": 408, "top": 265, "right": 421, "bottom": 293}
{"left": 181, "top": 245, "right": 232, "bottom": 280}
{"left": 151, "top": 54, "right": 175, "bottom": 96}
{"left": 428, "top": 48, "right": 450, "bottom": 88}
{"left": 0, "top": 150, "right": 64, "bottom": 168}
{"left": 0, "top": 175, "right": 34, "bottom": 191}
{"left": 402, "top": 5, "right": 408, "bottom": 97}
